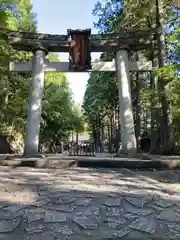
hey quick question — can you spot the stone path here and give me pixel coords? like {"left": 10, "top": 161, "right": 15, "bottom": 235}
{"left": 0, "top": 166, "right": 180, "bottom": 239}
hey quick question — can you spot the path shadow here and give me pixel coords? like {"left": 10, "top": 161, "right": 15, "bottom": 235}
{"left": 0, "top": 166, "right": 180, "bottom": 239}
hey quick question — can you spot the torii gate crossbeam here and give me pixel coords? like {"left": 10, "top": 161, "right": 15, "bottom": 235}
{"left": 10, "top": 59, "right": 152, "bottom": 72}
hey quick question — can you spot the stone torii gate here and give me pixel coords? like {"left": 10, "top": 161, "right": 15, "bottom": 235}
{"left": 3, "top": 29, "right": 153, "bottom": 157}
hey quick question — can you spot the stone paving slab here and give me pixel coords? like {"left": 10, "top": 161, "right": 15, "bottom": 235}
{"left": 0, "top": 166, "right": 180, "bottom": 239}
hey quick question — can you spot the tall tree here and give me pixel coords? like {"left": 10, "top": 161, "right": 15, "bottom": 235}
{"left": 0, "top": 1, "right": 84, "bottom": 153}
{"left": 83, "top": 0, "right": 179, "bottom": 154}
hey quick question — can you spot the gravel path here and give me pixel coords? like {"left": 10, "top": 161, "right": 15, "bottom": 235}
{"left": 0, "top": 166, "right": 180, "bottom": 239}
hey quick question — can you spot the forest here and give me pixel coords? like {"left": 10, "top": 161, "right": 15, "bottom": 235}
{"left": 0, "top": 0, "right": 84, "bottom": 153}
{"left": 83, "top": 0, "right": 180, "bottom": 154}
{"left": 0, "top": 0, "right": 180, "bottom": 155}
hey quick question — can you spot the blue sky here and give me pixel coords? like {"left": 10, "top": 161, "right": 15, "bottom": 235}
{"left": 31, "top": 0, "right": 101, "bottom": 104}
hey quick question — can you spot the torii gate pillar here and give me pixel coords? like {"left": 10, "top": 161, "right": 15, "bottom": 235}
{"left": 24, "top": 48, "right": 46, "bottom": 157}
{"left": 116, "top": 49, "right": 137, "bottom": 154}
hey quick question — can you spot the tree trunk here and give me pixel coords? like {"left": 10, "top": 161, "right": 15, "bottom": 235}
{"left": 135, "top": 71, "right": 141, "bottom": 152}
{"left": 156, "top": 0, "right": 174, "bottom": 153}
{"left": 108, "top": 123, "right": 112, "bottom": 153}
{"left": 95, "top": 116, "right": 99, "bottom": 152}
{"left": 92, "top": 124, "right": 96, "bottom": 150}
{"left": 150, "top": 66, "right": 160, "bottom": 153}
{"left": 98, "top": 114, "right": 102, "bottom": 152}
{"left": 71, "top": 132, "right": 74, "bottom": 142}
{"left": 76, "top": 132, "right": 79, "bottom": 154}
{"left": 147, "top": 16, "right": 160, "bottom": 153}
{"left": 101, "top": 123, "right": 104, "bottom": 153}
{"left": 110, "top": 115, "right": 114, "bottom": 153}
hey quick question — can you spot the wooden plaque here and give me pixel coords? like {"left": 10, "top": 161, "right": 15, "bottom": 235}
{"left": 67, "top": 29, "right": 91, "bottom": 71}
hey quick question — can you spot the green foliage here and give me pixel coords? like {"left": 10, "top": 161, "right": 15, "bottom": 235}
{"left": 41, "top": 67, "right": 84, "bottom": 143}
{"left": 83, "top": 72, "right": 118, "bottom": 126}
{"left": 0, "top": 1, "right": 84, "bottom": 149}
{"left": 83, "top": 0, "right": 180, "bottom": 152}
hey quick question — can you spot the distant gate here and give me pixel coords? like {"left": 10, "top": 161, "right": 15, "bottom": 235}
{"left": 67, "top": 141, "right": 95, "bottom": 156}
